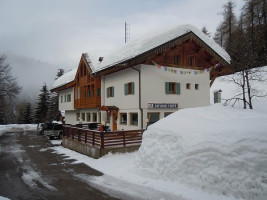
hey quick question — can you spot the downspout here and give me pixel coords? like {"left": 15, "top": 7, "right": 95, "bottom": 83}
{"left": 130, "top": 66, "right": 143, "bottom": 129}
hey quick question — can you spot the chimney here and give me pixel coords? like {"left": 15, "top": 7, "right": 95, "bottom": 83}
{"left": 99, "top": 57, "right": 104, "bottom": 62}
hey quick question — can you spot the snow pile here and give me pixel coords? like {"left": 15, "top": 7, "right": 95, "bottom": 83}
{"left": 0, "top": 124, "right": 37, "bottom": 136}
{"left": 135, "top": 104, "right": 267, "bottom": 200}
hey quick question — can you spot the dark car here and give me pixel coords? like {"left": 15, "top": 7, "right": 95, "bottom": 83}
{"left": 46, "top": 124, "right": 63, "bottom": 140}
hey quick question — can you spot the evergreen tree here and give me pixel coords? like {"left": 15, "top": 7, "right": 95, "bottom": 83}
{"left": 24, "top": 103, "right": 33, "bottom": 124}
{"left": 35, "top": 83, "right": 50, "bottom": 123}
{"left": 201, "top": 26, "right": 211, "bottom": 37}
{"left": 55, "top": 68, "right": 64, "bottom": 80}
{"left": 47, "top": 93, "right": 60, "bottom": 121}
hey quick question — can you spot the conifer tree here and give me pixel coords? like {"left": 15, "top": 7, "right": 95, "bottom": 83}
{"left": 47, "top": 93, "right": 60, "bottom": 121}
{"left": 35, "top": 83, "right": 50, "bottom": 123}
{"left": 24, "top": 103, "right": 33, "bottom": 124}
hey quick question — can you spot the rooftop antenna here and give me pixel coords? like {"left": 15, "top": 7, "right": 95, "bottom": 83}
{"left": 125, "top": 21, "right": 130, "bottom": 43}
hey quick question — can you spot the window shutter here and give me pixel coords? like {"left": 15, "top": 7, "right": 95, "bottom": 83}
{"left": 176, "top": 83, "right": 181, "bottom": 95}
{"left": 112, "top": 87, "right": 114, "bottom": 97}
{"left": 165, "top": 82, "right": 170, "bottom": 94}
{"left": 131, "top": 82, "right": 135, "bottom": 94}
{"left": 124, "top": 84, "right": 128, "bottom": 95}
{"left": 106, "top": 88, "right": 109, "bottom": 98}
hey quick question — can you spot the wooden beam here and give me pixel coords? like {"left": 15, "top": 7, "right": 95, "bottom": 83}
{"left": 210, "top": 74, "right": 218, "bottom": 87}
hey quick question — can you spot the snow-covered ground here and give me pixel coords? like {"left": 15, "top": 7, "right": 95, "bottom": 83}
{"left": 49, "top": 104, "right": 267, "bottom": 200}
{"left": 0, "top": 124, "right": 37, "bottom": 137}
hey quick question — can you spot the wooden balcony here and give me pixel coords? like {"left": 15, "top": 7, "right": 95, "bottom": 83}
{"left": 74, "top": 96, "right": 101, "bottom": 109}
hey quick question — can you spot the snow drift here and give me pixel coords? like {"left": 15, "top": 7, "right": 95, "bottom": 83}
{"left": 135, "top": 104, "right": 267, "bottom": 199}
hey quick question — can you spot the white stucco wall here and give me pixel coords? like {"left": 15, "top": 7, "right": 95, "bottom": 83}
{"left": 58, "top": 88, "right": 74, "bottom": 111}
{"left": 140, "top": 64, "right": 210, "bottom": 109}
{"left": 104, "top": 68, "right": 139, "bottom": 109}
{"left": 102, "top": 64, "right": 210, "bottom": 130}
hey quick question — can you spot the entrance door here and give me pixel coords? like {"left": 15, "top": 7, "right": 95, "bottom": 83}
{"left": 112, "top": 111, "right": 118, "bottom": 131}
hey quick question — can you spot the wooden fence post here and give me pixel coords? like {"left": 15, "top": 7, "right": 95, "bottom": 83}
{"left": 101, "top": 132, "right": 104, "bottom": 149}
{"left": 123, "top": 132, "right": 126, "bottom": 147}
{"left": 85, "top": 131, "right": 87, "bottom": 143}
{"left": 93, "top": 132, "right": 95, "bottom": 146}
{"left": 72, "top": 128, "right": 74, "bottom": 140}
{"left": 78, "top": 129, "right": 81, "bottom": 141}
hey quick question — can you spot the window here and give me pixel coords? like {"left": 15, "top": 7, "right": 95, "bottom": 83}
{"left": 174, "top": 55, "right": 180, "bottom": 65}
{"left": 147, "top": 113, "right": 160, "bottom": 126}
{"left": 124, "top": 82, "right": 134, "bottom": 95}
{"left": 86, "top": 113, "right": 91, "bottom": 122}
{"left": 97, "top": 88, "right": 101, "bottom": 97}
{"left": 186, "top": 83, "right": 191, "bottom": 90}
{"left": 87, "top": 86, "right": 91, "bottom": 97}
{"left": 67, "top": 94, "right": 71, "bottom": 102}
{"left": 120, "top": 113, "right": 127, "bottom": 125}
{"left": 76, "top": 113, "right": 80, "bottom": 121}
{"left": 91, "top": 85, "right": 95, "bottom": 97}
{"left": 93, "top": 113, "right": 97, "bottom": 122}
{"left": 106, "top": 87, "right": 114, "bottom": 98}
{"left": 165, "top": 82, "right": 180, "bottom": 95}
{"left": 195, "top": 84, "right": 199, "bottom": 90}
{"left": 81, "top": 113, "right": 85, "bottom": 121}
{"left": 60, "top": 96, "right": 63, "bottom": 103}
{"left": 64, "top": 95, "right": 67, "bottom": 102}
{"left": 164, "top": 112, "right": 173, "bottom": 117}
{"left": 188, "top": 56, "right": 195, "bottom": 67}
{"left": 130, "top": 113, "right": 138, "bottom": 126}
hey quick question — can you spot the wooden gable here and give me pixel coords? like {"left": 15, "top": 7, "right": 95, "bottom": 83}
{"left": 95, "top": 32, "right": 233, "bottom": 85}
{"left": 73, "top": 55, "right": 101, "bottom": 109}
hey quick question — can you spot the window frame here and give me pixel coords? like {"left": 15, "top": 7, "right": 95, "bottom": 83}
{"left": 76, "top": 113, "right": 80, "bottom": 121}
{"left": 124, "top": 82, "right": 135, "bottom": 95}
{"left": 92, "top": 112, "right": 97, "bottom": 122}
{"left": 187, "top": 55, "right": 195, "bottom": 67}
{"left": 186, "top": 83, "right": 191, "bottom": 90}
{"left": 106, "top": 86, "right": 114, "bottom": 98}
{"left": 165, "top": 82, "right": 180, "bottom": 95}
{"left": 130, "top": 113, "right": 138, "bottom": 126}
{"left": 120, "top": 113, "right": 127, "bottom": 125}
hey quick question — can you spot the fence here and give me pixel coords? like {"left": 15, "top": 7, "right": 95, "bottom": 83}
{"left": 62, "top": 125, "right": 144, "bottom": 149}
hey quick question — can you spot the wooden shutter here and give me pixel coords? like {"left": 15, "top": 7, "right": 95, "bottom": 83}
{"left": 124, "top": 84, "right": 128, "bottom": 95}
{"left": 176, "top": 83, "right": 180, "bottom": 95}
{"left": 165, "top": 82, "right": 170, "bottom": 94}
{"left": 131, "top": 82, "right": 135, "bottom": 94}
{"left": 106, "top": 88, "right": 109, "bottom": 98}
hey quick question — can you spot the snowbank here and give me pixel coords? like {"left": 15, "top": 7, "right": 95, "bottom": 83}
{"left": 135, "top": 104, "right": 267, "bottom": 199}
{"left": 0, "top": 124, "right": 37, "bottom": 136}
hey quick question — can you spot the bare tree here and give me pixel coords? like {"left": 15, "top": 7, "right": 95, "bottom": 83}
{"left": 0, "top": 54, "right": 21, "bottom": 124}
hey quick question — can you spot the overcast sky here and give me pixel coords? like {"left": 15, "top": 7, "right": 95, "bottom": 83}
{"left": 0, "top": 0, "right": 244, "bottom": 70}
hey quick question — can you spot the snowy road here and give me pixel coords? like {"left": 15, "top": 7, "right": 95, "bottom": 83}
{"left": 0, "top": 130, "right": 119, "bottom": 200}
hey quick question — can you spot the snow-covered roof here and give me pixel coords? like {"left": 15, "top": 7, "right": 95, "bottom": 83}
{"left": 53, "top": 24, "right": 231, "bottom": 90}
{"left": 89, "top": 24, "right": 231, "bottom": 73}
{"left": 52, "top": 67, "right": 77, "bottom": 89}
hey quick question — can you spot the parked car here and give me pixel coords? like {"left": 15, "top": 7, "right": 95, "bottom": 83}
{"left": 42, "top": 123, "right": 55, "bottom": 135}
{"left": 46, "top": 124, "right": 64, "bottom": 140}
{"left": 37, "top": 123, "right": 45, "bottom": 134}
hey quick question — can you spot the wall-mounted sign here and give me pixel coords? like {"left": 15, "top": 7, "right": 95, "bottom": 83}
{"left": 148, "top": 103, "right": 178, "bottom": 109}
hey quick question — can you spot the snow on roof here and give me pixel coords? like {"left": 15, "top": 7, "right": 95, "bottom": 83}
{"left": 52, "top": 67, "right": 77, "bottom": 89}
{"left": 92, "top": 24, "right": 231, "bottom": 73}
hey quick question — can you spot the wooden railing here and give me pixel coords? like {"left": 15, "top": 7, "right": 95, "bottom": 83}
{"left": 63, "top": 126, "right": 144, "bottom": 149}
{"left": 74, "top": 96, "right": 101, "bottom": 108}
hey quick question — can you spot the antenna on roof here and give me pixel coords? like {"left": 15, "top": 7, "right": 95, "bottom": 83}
{"left": 125, "top": 21, "right": 130, "bottom": 43}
